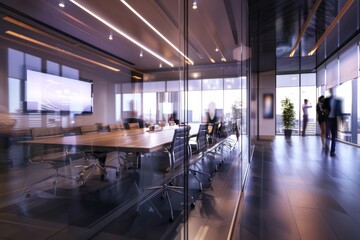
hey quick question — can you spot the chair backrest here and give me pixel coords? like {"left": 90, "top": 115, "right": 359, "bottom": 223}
{"left": 80, "top": 124, "right": 99, "bottom": 135}
{"left": 31, "top": 127, "right": 64, "bottom": 139}
{"left": 169, "top": 125, "right": 191, "bottom": 170}
{"left": 29, "top": 127, "right": 65, "bottom": 162}
{"left": 108, "top": 123, "right": 123, "bottom": 132}
{"left": 196, "top": 123, "right": 208, "bottom": 153}
{"left": 128, "top": 122, "right": 140, "bottom": 129}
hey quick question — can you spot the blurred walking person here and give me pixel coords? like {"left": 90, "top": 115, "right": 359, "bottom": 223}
{"left": 316, "top": 96, "right": 327, "bottom": 148}
{"left": 322, "top": 88, "right": 343, "bottom": 157}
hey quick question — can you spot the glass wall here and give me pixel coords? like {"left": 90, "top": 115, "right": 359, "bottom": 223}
{"left": 0, "top": 1, "right": 251, "bottom": 239}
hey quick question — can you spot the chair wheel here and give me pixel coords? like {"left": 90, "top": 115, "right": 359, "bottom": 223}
{"left": 26, "top": 193, "right": 30, "bottom": 198}
{"left": 169, "top": 217, "right": 174, "bottom": 222}
{"left": 191, "top": 202, "right": 195, "bottom": 209}
{"left": 116, "top": 172, "right": 120, "bottom": 177}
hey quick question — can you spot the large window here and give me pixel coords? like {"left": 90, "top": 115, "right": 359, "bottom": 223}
{"left": 276, "top": 73, "right": 316, "bottom": 135}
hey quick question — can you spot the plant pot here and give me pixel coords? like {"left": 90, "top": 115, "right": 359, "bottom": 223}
{"left": 284, "top": 129, "right": 292, "bottom": 137}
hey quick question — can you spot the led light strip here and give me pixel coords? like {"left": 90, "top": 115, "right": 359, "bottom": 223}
{"left": 6, "top": 30, "right": 121, "bottom": 72}
{"left": 308, "top": 0, "right": 354, "bottom": 56}
{"left": 289, "top": 0, "right": 322, "bottom": 57}
{"left": 120, "top": 0, "right": 194, "bottom": 65}
{"left": 70, "top": 0, "right": 174, "bottom": 67}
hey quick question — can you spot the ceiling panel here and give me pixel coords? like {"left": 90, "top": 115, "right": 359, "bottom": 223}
{"left": 0, "top": 0, "right": 241, "bottom": 76}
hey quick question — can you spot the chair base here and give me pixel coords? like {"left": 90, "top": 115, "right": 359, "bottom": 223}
{"left": 136, "top": 184, "right": 195, "bottom": 222}
{"left": 76, "top": 160, "right": 119, "bottom": 186}
{"left": 25, "top": 169, "right": 75, "bottom": 197}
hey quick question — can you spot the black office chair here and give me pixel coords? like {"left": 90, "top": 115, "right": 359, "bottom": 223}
{"left": 76, "top": 124, "right": 119, "bottom": 184}
{"left": 136, "top": 126, "right": 195, "bottom": 222}
{"left": 107, "top": 123, "right": 138, "bottom": 170}
{"left": 25, "top": 127, "right": 76, "bottom": 197}
{"left": 206, "top": 122, "right": 226, "bottom": 171}
{"left": 189, "top": 123, "right": 212, "bottom": 191}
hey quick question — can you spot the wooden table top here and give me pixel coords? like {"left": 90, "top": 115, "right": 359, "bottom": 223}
{"left": 20, "top": 125, "right": 198, "bottom": 153}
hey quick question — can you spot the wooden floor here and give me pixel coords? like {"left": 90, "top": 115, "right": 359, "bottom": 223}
{"left": 233, "top": 136, "right": 360, "bottom": 240}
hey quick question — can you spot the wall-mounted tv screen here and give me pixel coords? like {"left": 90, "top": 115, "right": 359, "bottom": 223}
{"left": 25, "top": 69, "right": 93, "bottom": 114}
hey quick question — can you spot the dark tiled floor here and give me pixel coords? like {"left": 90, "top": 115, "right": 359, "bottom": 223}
{"left": 233, "top": 136, "right": 360, "bottom": 240}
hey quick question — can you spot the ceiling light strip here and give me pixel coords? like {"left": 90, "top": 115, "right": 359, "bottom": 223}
{"left": 289, "top": 0, "right": 322, "bottom": 57}
{"left": 308, "top": 0, "right": 354, "bottom": 56}
{"left": 70, "top": 0, "right": 174, "bottom": 67}
{"left": 3, "top": 16, "right": 139, "bottom": 73}
{"left": 120, "top": 0, "right": 194, "bottom": 65}
{"left": 6, "top": 31, "right": 120, "bottom": 72}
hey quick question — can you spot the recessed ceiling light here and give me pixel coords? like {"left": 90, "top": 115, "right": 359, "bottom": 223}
{"left": 159, "top": 63, "right": 162, "bottom": 68}
{"left": 215, "top": 47, "right": 219, "bottom": 52}
{"left": 139, "top": 49, "right": 143, "bottom": 57}
{"left": 59, "top": 1, "right": 65, "bottom": 8}
{"left": 108, "top": 32, "right": 113, "bottom": 40}
{"left": 192, "top": 1, "right": 198, "bottom": 9}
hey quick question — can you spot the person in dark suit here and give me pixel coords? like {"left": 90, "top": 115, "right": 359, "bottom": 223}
{"left": 322, "top": 88, "right": 343, "bottom": 156}
{"left": 316, "top": 96, "right": 327, "bottom": 148}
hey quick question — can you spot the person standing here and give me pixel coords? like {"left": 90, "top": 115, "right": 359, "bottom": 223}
{"left": 322, "top": 88, "right": 343, "bottom": 156}
{"left": 302, "top": 99, "right": 312, "bottom": 136}
{"left": 316, "top": 96, "right": 326, "bottom": 148}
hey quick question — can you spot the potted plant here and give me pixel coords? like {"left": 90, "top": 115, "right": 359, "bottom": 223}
{"left": 281, "top": 97, "right": 295, "bottom": 137}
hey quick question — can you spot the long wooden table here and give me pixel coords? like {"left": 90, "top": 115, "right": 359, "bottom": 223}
{"left": 20, "top": 125, "right": 198, "bottom": 154}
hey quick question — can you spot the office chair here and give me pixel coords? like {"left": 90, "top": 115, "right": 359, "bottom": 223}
{"left": 76, "top": 124, "right": 119, "bottom": 184}
{"left": 189, "top": 123, "right": 212, "bottom": 191}
{"left": 107, "top": 123, "right": 138, "bottom": 170}
{"left": 222, "top": 121, "right": 238, "bottom": 150}
{"left": 107, "top": 123, "right": 124, "bottom": 132}
{"left": 136, "top": 126, "right": 195, "bottom": 222}
{"left": 25, "top": 127, "right": 76, "bottom": 197}
{"left": 127, "top": 122, "right": 140, "bottom": 129}
{"left": 206, "top": 122, "right": 227, "bottom": 171}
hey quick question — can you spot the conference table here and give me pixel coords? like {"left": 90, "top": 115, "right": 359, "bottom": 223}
{"left": 21, "top": 125, "right": 199, "bottom": 154}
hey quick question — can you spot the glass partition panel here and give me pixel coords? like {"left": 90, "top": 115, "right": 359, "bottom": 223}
{"left": 142, "top": 92, "right": 157, "bottom": 124}
{"left": 122, "top": 93, "right": 141, "bottom": 119}
{"left": 202, "top": 90, "right": 224, "bottom": 123}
